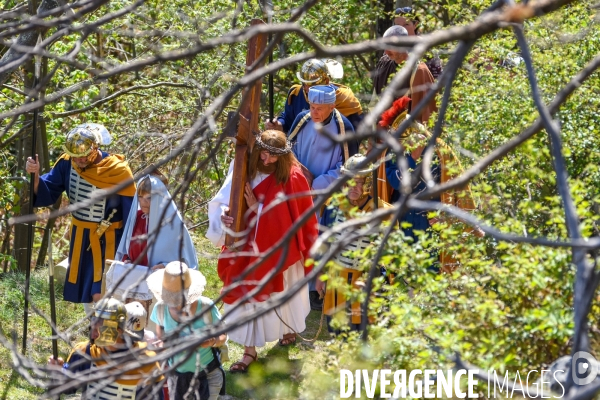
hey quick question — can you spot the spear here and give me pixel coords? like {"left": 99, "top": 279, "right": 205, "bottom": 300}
{"left": 372, "top": 166, "right": 379, "bottom": 210}
{"left": 48, "top": 235, "right": 58, "bottom": 360}
{"left": 22, "top": 36, "right": 42, "bottom": 354}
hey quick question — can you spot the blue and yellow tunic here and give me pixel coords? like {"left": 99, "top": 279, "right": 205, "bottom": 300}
{"left": 34, "top": 152, "right": 135, "bottom": 303}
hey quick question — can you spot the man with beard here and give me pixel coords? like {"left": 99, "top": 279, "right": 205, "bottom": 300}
{"left": 25, "top": 123, "right": 135, "bottom": 309}
{"left": 206, "top": 130, "right": 318, "bottom": 372}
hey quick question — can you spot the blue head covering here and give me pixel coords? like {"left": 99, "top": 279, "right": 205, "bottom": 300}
{"left": 116, "top": 175, "right": 199, "bottom": 270}
{"left": 308, "top": 85, "right": 336, "bottom": 104}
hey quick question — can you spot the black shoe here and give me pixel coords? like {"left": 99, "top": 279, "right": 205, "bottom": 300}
{"left": 309, "top": 291, "right": 323, "bottom": 311}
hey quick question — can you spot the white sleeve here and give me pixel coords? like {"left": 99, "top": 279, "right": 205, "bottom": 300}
{"left": 206, "top": 161, "right": 234, "bottom": 247}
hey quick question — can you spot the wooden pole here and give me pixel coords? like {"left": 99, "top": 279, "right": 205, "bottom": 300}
{"left": 22, "top": 39, "right": 41, "bottom": 354}
{"left": 266, "top": 0, "right": 274, "bottom": 121}
{"left": 48, "top": 235, "right": 58, "bottom": 360}
{"left": 225, "top": 19, "right": 268, "bottom": 247}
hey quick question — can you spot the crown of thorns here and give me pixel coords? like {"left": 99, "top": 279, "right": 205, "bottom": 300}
{"left": 255, "top": 134, "right": 293, "bottom": 155}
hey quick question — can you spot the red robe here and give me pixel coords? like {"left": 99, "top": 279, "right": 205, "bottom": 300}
{"left": 218, "top": 165, "right": 318, "bottom": 304}
{"left": 122, "top": 209, "right": 149, "bottom": 267}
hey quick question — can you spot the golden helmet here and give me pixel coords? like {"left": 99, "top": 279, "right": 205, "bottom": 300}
{"left": 93, "top": 297, "right": 127, "bottom": 347}
{"left": 390, "top": 110, "right": 427, "bottom": 141}
{"left": 296, "top": 59, "right": 329, "bottom": 85}
{"left": 63, "top": 124, "right": 105, "bottom": 158}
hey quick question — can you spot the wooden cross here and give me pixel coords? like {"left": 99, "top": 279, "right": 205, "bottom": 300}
{"left": 225, "top": 19, "right": 268, "bottom": 247}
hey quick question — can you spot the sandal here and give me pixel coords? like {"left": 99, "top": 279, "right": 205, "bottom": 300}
{"left": 229, "top": 352, "right": 257, "bottom": 373}
{"left": 278, "top": 333, "right": 296, "bottom": 347}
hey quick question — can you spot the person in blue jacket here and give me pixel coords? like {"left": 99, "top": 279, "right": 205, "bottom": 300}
{"left": 25, "top": 123, "right": 135, "bottom": 305}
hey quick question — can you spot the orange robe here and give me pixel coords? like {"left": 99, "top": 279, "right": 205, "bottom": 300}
{"left": 410, "top": 63, "right": 438, "bottom": 124}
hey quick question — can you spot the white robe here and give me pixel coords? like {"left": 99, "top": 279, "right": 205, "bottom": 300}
{"left": 206, "top": 162, "right": 310, "bottom": 347}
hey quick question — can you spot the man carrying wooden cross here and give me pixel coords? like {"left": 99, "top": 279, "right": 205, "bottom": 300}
{"left": 207, "top": 130, "right": 318, "bottom": 371}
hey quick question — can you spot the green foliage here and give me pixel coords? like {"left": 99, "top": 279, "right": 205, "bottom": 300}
{"left": 0, "top": 0, "right": 599, "bottom": 397}
{"left": 0, "top": 270, "right": 87, "bottom": 398}
{"left": 298, "top": 1, "right": 600, "bottom": 398}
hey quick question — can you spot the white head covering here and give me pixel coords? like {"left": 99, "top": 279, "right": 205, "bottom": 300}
{"left": 115, "top": 175, "right": 199, "bottom": 270}
{"left": 125, "top": 301, "right": 147, "bottom": 341}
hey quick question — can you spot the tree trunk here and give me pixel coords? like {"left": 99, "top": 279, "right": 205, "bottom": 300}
{"left": 35, "top": 62, "right": 52, "bottom": 269}
{"left": 376, "top": 0, "right": 396, "bottom": 38}
{"left": 14, "top": 55, "right": 37, "bottom": 273}
{"left": 35, "top": 198, "right": 60, "bottom": 268}
{"left": 0, "top": 0, "right": 59, "bottom": 87}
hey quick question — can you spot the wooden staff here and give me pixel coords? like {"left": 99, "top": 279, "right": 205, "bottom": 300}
{"left": 225, "top": 19, "right": 268, "bottom": 247}
{"left": 22, "top": 38, "right": 42, "bottom": 354}
{"left": 372, "top": 168, "right": 379, "bottom": 210}
{"left": 48, "top": 235, "right": 58, "bottom": 360}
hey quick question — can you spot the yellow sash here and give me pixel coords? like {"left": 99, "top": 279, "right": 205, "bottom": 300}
{"left": 89, "top": 342, "right": 163, "bottom": 385}
{"left": 323, "top": 268, "right": 374, "bottom": 325}
{"left": 69, "top": 218, "right": 123, "bottom": 284}
{"left": 57, "top": 153, "right": 136, "bottom": 196}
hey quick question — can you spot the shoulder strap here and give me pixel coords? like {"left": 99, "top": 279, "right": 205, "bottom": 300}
{"left": 287, "top": 85, "right": 302, "bottom": 105}
{"left": 334, "top": 109, "right": 350, "bottom": 161}
{"left": 288, "top": 112, "right": 312, "bottom": 142}
{"left": 198, "top": 297, "right": 214, "bottom": 325}
{"left": 155, "top": 301, "right": 165, "bottom": 327}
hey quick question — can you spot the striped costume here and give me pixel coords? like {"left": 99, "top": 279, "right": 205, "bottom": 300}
{"left": 62, "top": 341, "right": 164, "bottom": 399}
{"left": 34, "top": 152, "right": 135, "bottom": 303}
{"left": 320, "top": 197, "right": 394, "bottom": 329}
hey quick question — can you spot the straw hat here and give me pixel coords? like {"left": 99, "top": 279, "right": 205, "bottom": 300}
{"left": 146, "top": 261, "right": 206, "bottom": 307}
